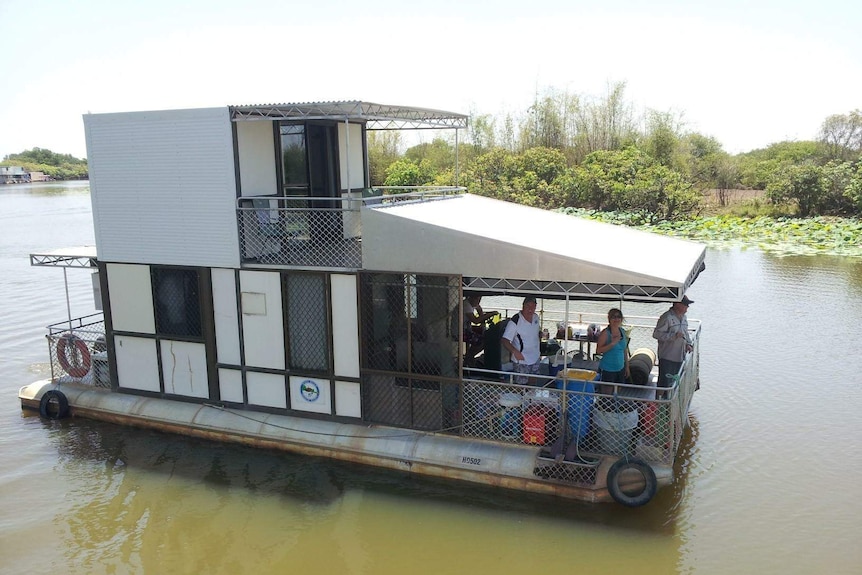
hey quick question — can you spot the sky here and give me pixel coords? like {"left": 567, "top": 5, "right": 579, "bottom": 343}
{"left": 1, "top": 0, "right": 860, "bottom": 160}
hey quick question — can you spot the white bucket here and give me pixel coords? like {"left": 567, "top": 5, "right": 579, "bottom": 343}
{"left": 592, "top": 408, "right": 638, "bottom": 455}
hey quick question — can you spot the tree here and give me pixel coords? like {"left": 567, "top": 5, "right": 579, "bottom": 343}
{"left": 467, "top": 112, "right": 496, "bottom": 154}
{"left": 383, "top": 158, "right": 436, "bottom": 188}
{"left": 367, "top": 131, "right": 402, "bottom": 186}
{"left": 572, "top": 82, "right": 636, "bottom": 157}
{"left": 643, "top": 110, "right": 683, "bottom": 167}
{"left": 3, "top": 147, "right": 85, "bottom": 165}
{"left": 568, "top": 147, "right": 697, "bottom": 221}
{"left": 766, "top": 163, "right": 826, "bottom": 217}
{"left": 714, "top": 155, "right": 741, "bottom": 207}
{"left": 737, "top": 141, "right": 825, "bottom": 189}
{"left": 405, "top": 138, "right": 455, "bottom": 173}
{"left": 463, "top": 147, "right": 515, "bottom": 200}
{"left": 843, "top": 161, "right": 862, "bottom": 213}
{"left": 819, "top": 110, "right": 862, "bottom": 161}
{"left": 1, "top": 147, "right": 88, "bottom": 180}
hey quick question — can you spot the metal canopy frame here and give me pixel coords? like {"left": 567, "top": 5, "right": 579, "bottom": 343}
{"left": 30, "top": 247, "right": 99, "bottom": 329}
{"left": 465, "top": 251, "right": 706, "bottom": 302}
{"left": 30, "top": 247, "right": 98, "bottom": 269}
{"left": 229, "top": 101, "right": 469, "bottom": 130}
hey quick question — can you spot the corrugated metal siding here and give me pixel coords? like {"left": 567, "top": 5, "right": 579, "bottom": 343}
{"left": 84, "top": 107, "right": 240, "bottom": 267}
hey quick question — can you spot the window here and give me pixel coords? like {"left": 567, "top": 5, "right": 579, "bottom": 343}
{"left": 284, "top": 272, "right": 329, "bottom": 372}
{"left": 151, "top": 268, "right": 202, "bottom": 338}
{"left": 360, "top": 273, "right": 460, "bottom": 377}
{"left": 280, "top": 124, "right": 308, "bottom": 195}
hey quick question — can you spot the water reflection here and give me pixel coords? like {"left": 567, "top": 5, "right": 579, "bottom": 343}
{"left": 0, "top": 180, "right": 90, "bottom": 197}
{"left": 41, "top": 418, "right": 686, "bottom": 574}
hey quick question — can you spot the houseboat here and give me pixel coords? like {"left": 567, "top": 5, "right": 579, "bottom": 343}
{"left": 19, "top": 101, "right": 705, "bottom": 507}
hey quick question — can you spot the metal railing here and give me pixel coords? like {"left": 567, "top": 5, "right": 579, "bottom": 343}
{"left": 237, "top": 186, "right": 465, "bottom": 269}
{"left": 43, "top": 306, "right": 700, "bottom": 476}
{"left": 45, "top": 313, "right": 109, "bottom": 388}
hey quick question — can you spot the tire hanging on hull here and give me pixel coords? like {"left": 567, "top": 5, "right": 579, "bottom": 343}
{"left": 607, "top": 458, "right": 657, "bottom": 507}
{"left": 39, "top": 390, "right": 70, "bottom": 420}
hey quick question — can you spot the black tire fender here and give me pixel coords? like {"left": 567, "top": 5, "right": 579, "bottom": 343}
{"left": 607, "top": 458, "right": 657, "bottom": 507}
{"left": 39, "top": 390, "right": 70, "bottom": 420}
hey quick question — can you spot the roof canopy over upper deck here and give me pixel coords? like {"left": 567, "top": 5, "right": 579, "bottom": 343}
{"left": 228, "top": 100, "right": 469, "bottom": 130}
{"left": 361, "top": 194, "right": 705, "bottom": 302}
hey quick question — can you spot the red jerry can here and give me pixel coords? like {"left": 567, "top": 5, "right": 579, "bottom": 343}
{"left": 523, "top": 405, "right": 548, "bottom": 445}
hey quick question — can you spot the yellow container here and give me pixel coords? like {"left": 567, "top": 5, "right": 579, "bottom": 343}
{"left": 562, "top": 368, "right": 597, "bottom": 381}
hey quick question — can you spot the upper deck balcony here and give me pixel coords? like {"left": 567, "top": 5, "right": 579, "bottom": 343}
{"left": 236, "top": 186, "right": 465, "bottom": 270}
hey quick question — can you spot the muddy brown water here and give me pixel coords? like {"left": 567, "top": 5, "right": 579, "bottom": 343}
{"left": 1, "top": 182, "right": 860, "bottom": 574}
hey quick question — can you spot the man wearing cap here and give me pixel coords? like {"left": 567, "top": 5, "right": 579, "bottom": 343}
{"left": 501, "top": 296, "right": 542, "bottom": 385}
{"left": 653, "top": 295, "right": 695, "bottom": 390}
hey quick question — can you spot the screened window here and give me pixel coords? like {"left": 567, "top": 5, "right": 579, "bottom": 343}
{"left": 151, "top": 268, "right": 202, "bottom": 338}
{"left": 360, "top": 273, "right": 460, "bottom": 377}
{"left": 285, "top": 273, "right": 330, "bottom": 372}
{"left": 280, "top": 124, "right": 308, "bottom": 194}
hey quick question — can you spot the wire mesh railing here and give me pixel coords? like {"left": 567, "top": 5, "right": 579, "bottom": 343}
{"left": 46, "top": 313, "right": 109, "bottom": 388}
{"left": 461, "top": 374, "right": 677, "bottom": 462}
{"left": 237, "top": 187, "right": 465, "bottom": 269}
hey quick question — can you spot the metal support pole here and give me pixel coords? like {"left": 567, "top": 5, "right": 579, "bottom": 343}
{"left": 63, "top": 268, "right": 73, "bottom": 332}
{"left": 454, "top": 129, "right": 460, "bottom": 186}
{"left": 344, "top": 119, "right": 350, "bottom": 195}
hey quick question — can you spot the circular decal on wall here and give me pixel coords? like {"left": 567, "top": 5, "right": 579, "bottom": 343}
{"left": 300, "top": 380, "right": 320, "bottom": 402}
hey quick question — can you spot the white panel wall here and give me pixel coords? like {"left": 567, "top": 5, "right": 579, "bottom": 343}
{"left": 289, "top": 376, "right": 331, "bottom": 415}
{"left": 107, "top": 264, "right": 155, "bottom": 333}
{"left": 331, "top": 274, "right": 360, "bottom": 378}
{"left": 218, "top": 368, "right": 244, "bottom": 403}
{"left": 338, "top": 122, "right": 365, "bottom": 190}
{"left": 335, "top": 380, "right": 361, "bottom": 418}
{"left": 84, "top": 107, "right": 240, "bottom": 267}
{"left": 240, "top": 270, "right": 284, "bottom": 369}
{"left": 114, "top": 335, "right": 160, "bottom": 392}
{"left": 211, "top": 268, "right": 241, "bottom": 365}
{"left": 247, "top": 372, "right": 286, "bottom": 408}
{"left": 236, "top": 120, "right": 278, "bottom": 195}
{"left": 160, "top": 340, "right": 209, "bottom": 398}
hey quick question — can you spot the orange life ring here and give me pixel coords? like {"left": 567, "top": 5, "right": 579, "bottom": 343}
{"left": 56, "top": 333, "right": 91, "bottom": 378}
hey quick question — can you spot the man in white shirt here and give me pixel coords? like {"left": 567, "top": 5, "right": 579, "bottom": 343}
{"left": 501, "top": 296, "right": 542, "bottom": 385}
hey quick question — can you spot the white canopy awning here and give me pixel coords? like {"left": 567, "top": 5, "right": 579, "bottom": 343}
{"left": 361, "top": 194, "right": 705, "bottom": 301}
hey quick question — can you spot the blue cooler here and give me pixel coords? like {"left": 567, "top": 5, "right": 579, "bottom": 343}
{"left": 554, "top": 369, "right": 597, "bottom": 441}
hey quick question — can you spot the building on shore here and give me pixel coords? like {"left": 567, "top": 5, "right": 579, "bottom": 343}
{"left": 0, "top": 166, "right": 30, "bottom": 184}
{"left": 0, "top": 166, "right": 52, "bottom": 183}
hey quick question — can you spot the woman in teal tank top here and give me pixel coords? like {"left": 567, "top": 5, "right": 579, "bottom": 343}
{"left": 596, "top": 308, "right": 630, "bottom": 391}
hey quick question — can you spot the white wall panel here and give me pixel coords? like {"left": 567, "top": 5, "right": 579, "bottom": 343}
{"left": 107, "top": 264, "right": 154, "bottom": 333}
{"left": 160, "top": 340, "right": 209, "bottom": 398}
{"left": 289, "top": 376, "right": 331, "bottom": 415}
{"left": 218, "top": 368, "right": 244, "bottom": 403}
{"left": 211, "top": 268, "right": 241, "bottom": 365}
{"left": 337, "top": 122, "right": 365, "bottom": 190}
{"left": 84, "top": 107, "right": 240, "bottom": 268}
{"left": 114, "top": 335, "right": 160, "bottom": 392}
{"left": 236, "top": 121, "right": 277, "bottom": 195}
{"left": 331, "top": 274, "right": 360, "bottom": 378}
{"left": 247, "top": 372, "right": 286, "bottom": 408}
{"left": 335, "top": 380, "right": 361, "bottom": 418}
{"left": 240, "top": 270, "right": 284, "bottom": 370}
